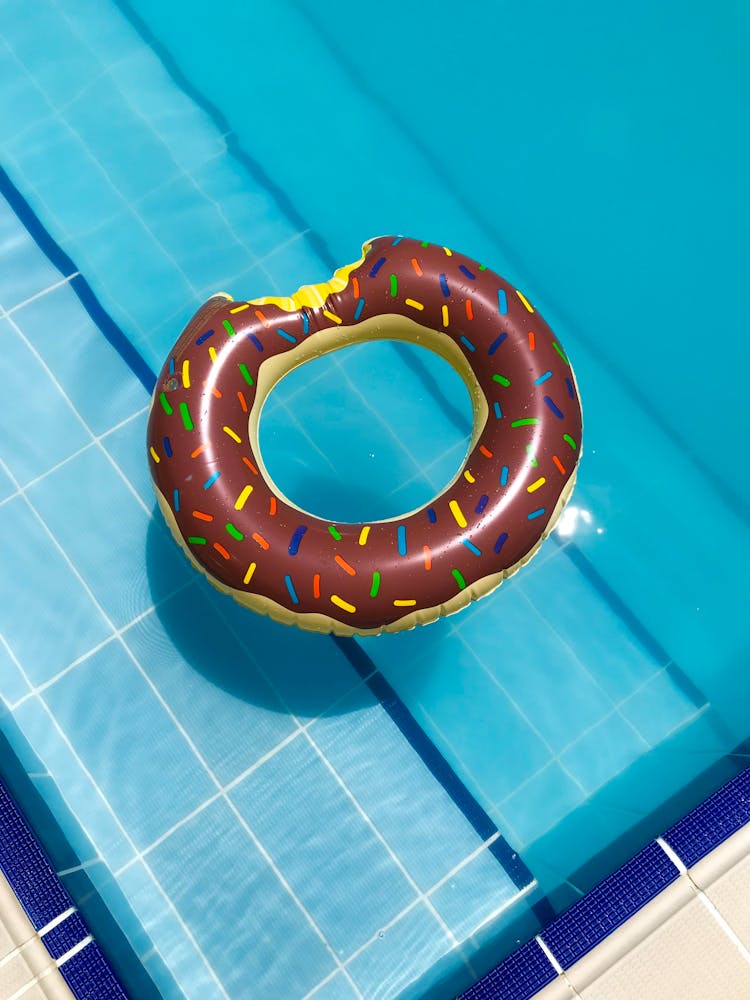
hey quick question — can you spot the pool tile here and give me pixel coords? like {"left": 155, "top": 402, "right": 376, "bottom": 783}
{"left": 560, "top": 711, "right": 648, "bottom": 797}
{"left": 431, "top": 848, "right": 528, "bottom": 942}
{"left": 306, "top": 973, "right": 361, "bottom": 1000}
{"left": 123, "top": 586, "right": 297, "bottom": 786}
{"left": 101, "top": 409, "right": 152, "bottom": 508}
{"left": 27, "top": 446, "right": 190, "bottom": 628}
{"left": 0, "top": 462, "right": 15, "bottom": 502}
{"left": 496, "top": 762, "right": 587, "bottom": 850}
{"left": 0, "top": 634, "right": 29, "bottom": 707}
{"left": 12, "top": 282, "right": 146, "bottom": 435}
{"left": 147, "top": 799, "right": 335, "bottom": 998}
{"left": 230, "top": 737, "right": 416, "bottom": 957}
{"left": 0, "top": 318, "right": 90, "bottom": 485}
{"left": 0, "top": 201, "right": 61, "bottom": 310}
{"left": 0, "top": 496, "right": 110, "bottom": 684}
{"left": 619, "top": 669, "right": 701, "bottom": 748}
{"left": 347, "top": 904, "right": 452, "bottom": 1000}
{"left": 43, "top": 641, "right": 215, "bottom": 850}
{"left": 0, "top": 41, "right": 53, "bottom": 148}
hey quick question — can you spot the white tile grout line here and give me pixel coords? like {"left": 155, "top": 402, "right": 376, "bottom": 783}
{"left": 534, "top": 935, "right": 584, "bottom": 999}
{"left": 5, "top": 272, "right": 80, "bottom": 315}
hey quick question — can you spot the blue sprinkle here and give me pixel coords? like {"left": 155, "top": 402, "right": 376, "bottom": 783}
{"left": 566, "top": 377, "right": 575, "bottom": 398}
{"left": 463, "top": 538, "right": 482, "bottom": 556}
{"left": 163, "top": 436, "right": 173, "bottom": 458}
{"left": 475, "top": 494, "right": 489, "bottom": 514}
{"left": 534, "top": 371, "right": 553, "bottom": 385}
{"left": 354, "top": 297, "right": 365, "bottom": 320}
{"left": 459, "top": 265, "right": 476, "bottom": 280}
{"left": 288, "top": 525, "right": 307, "bottom": 556}
{"left": 248, "top": 333, "right": 263, "bottom": 351}
{"left": 488, "top": 332, "right": 507, "bottom": 355}
{"left": 196, "top": 329, "right": 214, "bottom": 345}
{"left": 369, "top": 256, "right": 386, "bottom": 277}
{"left": 493, "top": 401, "right": 503, "bottom": 419}
{"left": 439, "top": 273, "right": 450, "bottom": 297}
{"left": 497, "top": 289, "right": 508, "bottom": 314}
{"left": 302, "top": 312, "right": 310, "bottom": 334}
{"left": 203, "top": 471, "right": 221, "bottom": 490}
{"left": 173, "top": 488, "right": 180, "bottom": 512}
{"left": 528, "top": 508, "right": 546, "bottom": 520}
{"left": 168, "top": 357, "right": 175, "bottom": 375}
{"left": 500, "top": 465, "right": 509, "bottom": 486}
{"left": 391, "top": 236, "right": 404, "bottom": 245}
{"left": 494, "top": 531, "right": 509, "bottom": 553}
{"left": 427, "top": 507, "right": 437, "bottom": 524}
{"left": 277, "top": 327, "right": 297, "bottom": 344}
{"left": 284, "top": 574, "right": 300, "bottom": 605}
{"left": 460, "top": 335, "right": 476, "bottom": 353}
{"left": 397, "top": 524, "right": 407, "bottom": 556}
{"left": 544, "top": 395, "right": 564, "bottom": 418}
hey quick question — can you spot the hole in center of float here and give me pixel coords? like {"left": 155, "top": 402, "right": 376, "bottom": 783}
{"left": 258, "top": 340, "right": 474, "bottom": 523}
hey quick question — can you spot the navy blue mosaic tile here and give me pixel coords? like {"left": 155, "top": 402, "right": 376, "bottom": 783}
{"left": 539, "top": 841, "right": 679, "bottom": 969}
{"left": 663, "top": 767, "right": 750, "bottom": 868}
{"left": 43, "top": 911, "right": 90, "bottom": 961}
{"left": 459, "top": 940, "right": 557, "bottom": 1000}
{"left": 61, "top": 941, "right": 128, "bottom": 1000}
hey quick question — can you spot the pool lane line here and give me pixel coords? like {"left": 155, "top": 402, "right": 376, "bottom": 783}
{"left": 0, "top": 167, "right": 532, "bottom": 893}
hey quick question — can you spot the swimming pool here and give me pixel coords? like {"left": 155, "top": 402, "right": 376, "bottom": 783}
{"left": 0, "top": 0, "right": 748, "bottom": 997}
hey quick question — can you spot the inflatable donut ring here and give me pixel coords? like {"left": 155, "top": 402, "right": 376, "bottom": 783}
{"left": 147, "top": 236, "right": 583, "bottom": 636}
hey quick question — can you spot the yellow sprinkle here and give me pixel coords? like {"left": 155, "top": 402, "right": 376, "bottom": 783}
{"left": 441, "top": 304, "right": 449, "bottom": 327}
{"left": 235, "top": 484, "right": 254, "bottom": 510}
{"left": 223, "top": 426, "right": 242, "bottom": 443}
{"left": 323, "top": 309, "right": 342, "bottom": 325}
{"left": 527, "top": 477, "right": 546, "bottom": 493}
{"left": 208, "top": 346, "right": 218, "bottom": 363}
{"left": 443, "top": 247, "right": 453, "bottom": 256}
{"left": 405, "top": 298, "right": 424, "bottom": 311}
{"left": 230, "top": 303, "right": 250, "bottom": 313}
{"left": 149, "top": 446, "right": 160, "bottom": 464}
{"left": 358, "top": 526, "right": 370, "bottom": 546}
{"left": 517, "top": 290, "right": 535, "bottom": 313}
{"left": 182, "top": 359, "right": 190, "bottom": 389}
{"left": 394, "top": 599, "right": 417, "bottom": 607}
{"left": 464, "top": 470, "right": 475, "bottom": 484}
{"left": 243, "top": 562, "right": 257, "bottom": 585}
{"left": 449, "top": 499, "right": 467, "bottom": 528}
{"left": 331, "top": 594, "right": 356, "bottom": 614}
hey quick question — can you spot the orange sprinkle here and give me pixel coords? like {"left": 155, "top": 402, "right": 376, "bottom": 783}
{"left": 528, "top": 331, "right": 536, "bottom": 351}
{"left": 237, "top": 390, "right": 248, "bottom": 413}
{"left": 352, "top": 276, "right": 360, "bottom": 298}
{"left": 213, "top": 542, "right": 230, "bottom": 560}
{"left": 465, "top": 299, "right": 474, "bottom": 321}
{"left": 255, "top": 309, "right": 270, "bottom": 328}
{"left": 313, "top": 573, "right": 321, "bottom": 599}
{"left": 410, "top": 257, "right": 423, "bottom": 276}
{"left": 190, "top": 445, "right": 205, "bottom": 459}
{"left": 334, "top": 554, "right": 356, "bottom": 577}
{"left": 479, "top": 445, "right": 494, "bottom": 459}
{"left": 212, "top": 387, "right": 222, "bottom": 398}
{"left": 553, "top": 454, "right": 566, "bottom": 474}
{"left": 193, "top": 510, "right": 214, "bottom": 522}
{"left": 242, "top": 456, "right": 259, "bottom": 475}
{"left": 423, "top": 545, "right": 432, "bottom": 571}
{"left": 252, "top": 532, "right": 270, "bottom": 550}
{"left": 269, "top": 496, "right": 277, "bottom": 516}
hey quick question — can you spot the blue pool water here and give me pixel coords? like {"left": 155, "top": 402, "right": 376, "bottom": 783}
{"left": 0, "top": 1, "right": 749, "bottom": 997}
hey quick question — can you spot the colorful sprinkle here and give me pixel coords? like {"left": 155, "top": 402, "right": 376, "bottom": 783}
{"left": 358, "top": 526, "right": 370, "bottom": 546}
{"left": 173, "top": 488, "right": 180, "bottom": 512}
{"left": 390, "top": 274, "right": 398, "bottom": 296}
{"left": 460, "top": 335, "right": 476, "bottom": 352}
{"left": 237, "top": 390, "right": 248, "bottom": 412}
{"left": 193, "top": 510, "right": 213, "bottom": 522}
{"left": 392, "top": 237, "right": 404, "bottom": 245}
{"left": 553, "top": 342, "right": 570, "bottom": 364}
{"left": 535, "top": 371, "right": 552, "bottom": 385}
{"left": 528, "top": 508, "right": 546, "bottom": 520}
{"left": 328, "top": 525, "right": 342, "bottom": 541}
{"left": 195, "top": 330, "right": 213, "bottom": 345}
{"left": 302, "top": 312, "right": 310, "bottom": 334}
{"left": 527, "top": 477, "right": 546, "bottom": 493}
{"left": 269, "top": 497, "right": 277, "bottom": 516}
{"left": 526, "top": 445, "right": 539, "bottom": 467}
{"left": 203, "top": 471, "right": 221, "bottom": 489}
{"left": 149, "top": 446, "right": 160, "bottom": 464}
{"left": 475, "top": 494, "right": 489, "bottom": 514}
{"left": 528, "top": 331, "right": 536, "bottom": 351}
{"left": 354, "top": 298, "right": 365, "bottom": 320}
{"left": 243, "top": 456, "right": 259, "bottom": 475}
{"left": 517, "top": 291, "right": 534, "bottom": 312}
{"left": 449, "top": 500, "right": 467, "bottom": 528}
{"left": 465, "top": 299, "right": 474, "bottom": 320}
{"left": 492, "top": 374, "right": 510, "bottom": 387}
{"left": 252, "top": 532, "right": 270, "bottom": 550}
{"left": 238, "top": 363, "right": 254, "bottom": 386}
{"left": 439, "top": 273, "right": 450, "bottom": 296}
{"left": 288, "top": 525, "right": 307, "bottom": 555}
{"left": 230, "top": 303, "right": 250, "bottom": 314}
{"left": 234, "top": 485, "right": 254, "bottom": 511}
{"left": 213, "top": 542, "right": 230, "bottom": 560}
{"left": 254, "top": 310, "right": 270, "bottom": 328}
{"left": 497, "top": 289, "right": 508, "bottom": 314}
{"left": 331, "top": 594, "right": 356, "bottom": 614}
{"left": 441, "top": 304, "right": 450, "bottom": 327}
{"left": 312, "top": 573, "right": 321, "bottom": 598}
{"left": 369, "top": 571, "right": 381, "bottom": 598}
{"left": 226, "top": 522, "right": 244, "bottom": 541}
{"left": 335, "top": 554, "right": 356, "bottom": 576}
{"left": 488, "top": 333, "right": 507, "bottom": 354}
{"left": 405, "top": 298, "right": 424, "bottom": 311}
{"left": 369, "top": 256, "right": 386, "bottom": 277}
{"left": 248, "top": 334, "right": 264, "bottom": 351}
{"left": 182, "top": 360, "right": 190, "bottom": 388}
{"left": 163, "top": 436, "right": 173, "bottom": 458}
{"left": 285, "top": 575, "right": 300, "bottom": 605}
{"left": 423, "top": 545, "right": 432, "bottom": 570}
{"left": 179, "top": 402, "right": 194, "bottom": 431}
{"left": 452, "top": 568, "right": 467, "bottom": 590}
{"left": 464, "top": 470, "right": 475, "bottom": 484}
{"left": 188, "top": 536, "right": 206, "bottom": 545}
{"left": 563, "top": 433, "right": 577, "bottom": 450}
{"left": 243, "top": 562, "right": 257, "bottom": 585}
{"left": 479, "top": 445, "right": 493, "bottom": 458}
{"left": 566, "top": 377, "right": 575, "bottom": 398}
{"left": 277, "top": 327, "right": 297, "bottom": 344}
{"left": 223, "top": 425, "right": 242, "bottom": 443}
{"left": 394, "top": 599, "right": 417, "bottom": 608}
{"left": 500, "top": 465, "right": 509, "bottom": 486}
{"left": 169, "top": 357, "right": 175, "bottom": 375}
{"left": 493, "top": 401, "right": 503, "bottom": 419}
{"left": 222, "top": 320, "right": 236, "bottom": 337}
{"left": 352, "top": 277, "right": 360, "bottom": 297}
{"left": 159, "top": 391, "right": 173, "bottom": 415}
{"left": 544, "top": 396, "right": 564, "bottom": 418}
{"left": 191, "top": 445, "right": 205, "bottom": 458}
{"left": 494, "top": 532, "right": 508, "bottom": 553}
{"left": 208, "top": 346, "right": 217, "bottom": 364}
{"left": 397, "top": 524, "right": 407, "bottom": 556}
{"left": 553, "top": 455, "right": 566, "bottom": 474}
{"left": 462, "top": 539, "right": 482, "bottom": 556}
{"left": 459, "top": 264, "right": 476, "bottom": 280}
{"left": 511, "top": 418, "right": 539, "bottom": 427}
{"left": 323, "top": 309, "right": 342, "bottom": 324}
{"left": 427, "top": 507, "right": 437, "bottom": 524}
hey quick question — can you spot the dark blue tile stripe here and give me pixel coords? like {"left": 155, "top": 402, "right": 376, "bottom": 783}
{"left": 663, "top": 767, "right": 750, "bottom": 868}
{"left": 0, "top": 780, "right": 127, "bottom": 998}
{"left": 460, "top": 940, "right": 556, "bottom": 1000}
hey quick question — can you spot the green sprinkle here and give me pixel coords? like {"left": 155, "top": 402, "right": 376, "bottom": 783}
{"left": 420, "top": 240, "right": 430, "bottom": 247}
{"left": 159, "top": 391, "right": 173, "bottom": 416}
{"left": 563, "top": 433, "right": 577, "bottom": 450}
{"left": 390, "top": 273, "right": 398, "bottom": 297}
{"left": 478, "top": 264, "right": 488, "bottom": 271}
{"left": 492, "top": 374, "right": 511, "bottom": 387}
{"left": 226, "top": 523, "right": 244, "bottom": 541}
{"left": 452, "top": 568, "right": 467, "bottom": 590}
{"left": 553, "top": 341, "right": 570, "bottom": 365}
{"left": 370, "top": 571, "right": 381, "bottom": 598}
{"left": 179, "top": 401, "right": 194, "bottom": 431}
{"left": 526, "top": 444, "right": 539, "bottom": 468}
{"left": 222, "top": 319, "right": 236, "bottom": 338}
{"left": 511, "top": 418, "right": 539, "bottom": 427}
{"left": 188, "top": 536, "right": 206, "bottom": 545}
{"left": 328, "top": 525, "right": 342, "bottom": 541}
{"left": 238, "top": 363, "right": 254, "bottom": 386}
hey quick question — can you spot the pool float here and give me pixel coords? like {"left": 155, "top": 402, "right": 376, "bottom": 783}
{"left": 147, "top": 236, "right": 582, "bottom": 636}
